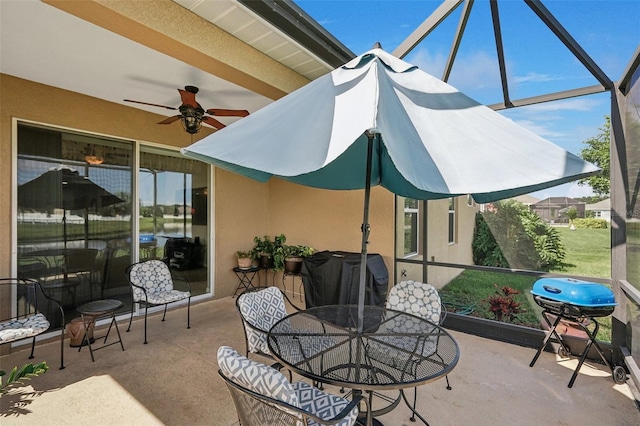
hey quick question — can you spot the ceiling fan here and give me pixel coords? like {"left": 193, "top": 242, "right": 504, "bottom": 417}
{"left": 124, "top": 85, "right": 249, "bottom": 134}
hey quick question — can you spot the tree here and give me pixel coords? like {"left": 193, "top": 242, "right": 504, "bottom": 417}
{"left": 578, "top": 115, "right": 610, "bottom": 197}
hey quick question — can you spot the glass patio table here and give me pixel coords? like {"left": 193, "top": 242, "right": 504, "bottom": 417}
{"left": 267, "top": 304, "right": 459, "bottom": 426}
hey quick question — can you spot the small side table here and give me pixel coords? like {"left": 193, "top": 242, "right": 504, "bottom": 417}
{"left": 233, "top": 266, "right": 261, "bottom": 296}
{"left": 76, "top": 299, "right": 125, "bottom": 362}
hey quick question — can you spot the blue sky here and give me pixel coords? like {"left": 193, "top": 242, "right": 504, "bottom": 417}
{"left": 296, "top": 0, "right": 640, "bottom": 199}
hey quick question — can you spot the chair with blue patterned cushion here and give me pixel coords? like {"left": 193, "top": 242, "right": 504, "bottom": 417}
{"left": 383, "top": 280, "right": 451, "bottom": 423}
{"left": 217, "top": 345, "right": 365, "bottom": 426}
{"left": 125, "top": 259, "right": 191, "bottom": 344}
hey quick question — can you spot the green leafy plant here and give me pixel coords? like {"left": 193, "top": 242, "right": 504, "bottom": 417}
{"left": 252, "top": 235, "right": 275, "bottom": 260}
{"left": 1, "top": 362, "right": 48, "bottom": 394}
{"left": 573, "top": 218, "right": 608, "bottom": 229}
{"left": 472, "top": 200, "right": 565, "bottom": 271}
{"left": 236, "top": 250, "right": 253, "bottom": 258}
{"left": 270, "top": 234, "right": 288, "bottom": 271}
{"left": 284, "top": 245, "right": 315, "bottom": 258}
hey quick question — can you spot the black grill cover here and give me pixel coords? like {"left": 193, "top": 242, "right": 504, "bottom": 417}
{"left": 301, "top": 251, "right": 389, "bottom": 308}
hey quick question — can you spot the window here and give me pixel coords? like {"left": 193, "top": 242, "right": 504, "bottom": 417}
{"left": 448, "top": 197, "right": 456, "bottom": 244}
{"left": 403, "top": 198, "right": 419, "bottom": 256}
{"left": 17, "top": 124, "right": 133, "bottom": 329}
{"left": 139, "top": 146, "right": 209, "bottom": 295}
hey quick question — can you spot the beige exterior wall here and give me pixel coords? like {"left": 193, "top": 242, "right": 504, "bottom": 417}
{"left": 426, "top": 197, "right": 476, "bottom": 288}
{"left": 268, "top": 180, "right": 396, "bottom": 281}
{"left": 395, "top": 197, "right": 477, "bottom": 289}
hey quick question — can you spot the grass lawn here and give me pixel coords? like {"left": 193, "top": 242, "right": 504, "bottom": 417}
{"left": 551, "top": 226, "right": 610, "bottom": 278}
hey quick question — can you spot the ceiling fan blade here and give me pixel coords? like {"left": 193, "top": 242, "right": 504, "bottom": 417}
{"left": 178, "top": 88, "right": 199, "bottom": 108}
{"left": 202, "top": 116, "right": 226, "bottom": 130}
{"left": 206, "top": 108, "right": 249, "bottom": 117}
{"left": 158, "top": 115, "right": 182, "bottom": 125}
{"left": 124, "top": 99, "right": 177, "bottom": 110}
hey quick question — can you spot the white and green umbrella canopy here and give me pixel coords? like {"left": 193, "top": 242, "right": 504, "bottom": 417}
{"left": 182, "top": 48, "right": 599, "bottom": 329}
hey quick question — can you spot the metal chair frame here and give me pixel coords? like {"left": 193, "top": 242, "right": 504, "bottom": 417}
{"left": 218, "top": 368, "right": 366, "bottom": 426}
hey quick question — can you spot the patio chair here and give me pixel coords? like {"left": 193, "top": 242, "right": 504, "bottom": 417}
{"left": 236, "top": 286, "right": 300, "bottom": 359}
{"left": 0, "top": 277, "right": 66, "bottom": 369}
{"left": 382, "top": 280, "right": 451, "bottom": 422}
{"left": 217, "top": 345, "right": 364, "bottom": 426}
{"left": 125, "top": 259, "right": 191, "bottom": 344}
{"left": 236, "top": 286, "right": 335, "bottom": 386}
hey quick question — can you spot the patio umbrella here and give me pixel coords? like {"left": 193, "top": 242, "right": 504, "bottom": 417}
{"left": 181, "top": 47, "right": 600, "bottom": 330}
{"left": 18, "top": 166, "right": 123, "bottom": 251}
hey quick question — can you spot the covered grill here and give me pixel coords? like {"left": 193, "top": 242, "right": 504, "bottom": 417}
{"left": 529, "top": 278, "right": 625, "bottom": 388}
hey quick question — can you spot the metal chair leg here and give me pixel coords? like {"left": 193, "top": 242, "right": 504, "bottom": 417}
{"left": 162, "top": 305, "right": 168, "bottom": 321}
{"left": 29, "top": 336, "right": 36, "bottom": 359}
{"left": 126, "top": 299, "right": 135, "bottom": 332}
{"left": 143, "top": 304, "right": 149, "bottom": 344}
{"left": 187, "top": 297, "right": 191, "bottom": 329}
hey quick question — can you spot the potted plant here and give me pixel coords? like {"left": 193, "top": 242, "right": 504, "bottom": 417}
{"left": 236, "top": 250, "right": 253, "bottom": 269}
{"left": 269, "top": 234, "right": 288, "bottom": 272}
{"left": 282, "top": 244, "right": 314, "bottom": 274}
{"left": 253, "top": 235, "right": 275, "bottom": 268}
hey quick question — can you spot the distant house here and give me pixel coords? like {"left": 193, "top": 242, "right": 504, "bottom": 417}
{"left": 586, "top": 198, "right": 611, "bottom": 222}
{"left": 532, "top": 197, "right": 585, "bottom": 223}
{"left": 511, "top": 194, "right": 540, "bottom": 207}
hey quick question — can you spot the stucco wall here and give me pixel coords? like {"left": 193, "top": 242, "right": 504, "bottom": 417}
{"left": 267, "top": 179, "right": 395, "bottom": 278}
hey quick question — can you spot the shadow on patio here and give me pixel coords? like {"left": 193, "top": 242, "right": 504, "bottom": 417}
{"left": 1, "top": 295, "right": 639, "bottom": 425}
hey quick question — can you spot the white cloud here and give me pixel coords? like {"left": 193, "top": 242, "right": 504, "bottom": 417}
{"left": 523, "top": 98, "right": 603, "bottom": 113}
{"left": 408, "top": 48, "right": 501, "bottom": 91}
{"left": 513, "top": 72, "right": 565, "bottom": 84}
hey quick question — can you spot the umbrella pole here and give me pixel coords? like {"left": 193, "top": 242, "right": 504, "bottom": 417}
{"left": 357, "top": 132, "right": 375, "bottom": 333}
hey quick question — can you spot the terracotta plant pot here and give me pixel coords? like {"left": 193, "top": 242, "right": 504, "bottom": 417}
{"left": 237, "top": 257, "right": 252, "bottom": 269}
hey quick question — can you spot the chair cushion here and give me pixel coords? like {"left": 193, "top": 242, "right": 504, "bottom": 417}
{"left": 217, "top": 345, "right": 300, "bottom": 408}
{"left": 293, "top": 382, "right": 359, "bottom": 426}
{"left": 386, "top": 280, "right": 441, "bottom": 324}
{"left": 0, "top": 313, "right": 50, "bottom": 342}
{"left": 144, "top": 289, "right": 191, "bottom": 305}
{"left": 237, "top": 287, "right": 288, "bottom": 355}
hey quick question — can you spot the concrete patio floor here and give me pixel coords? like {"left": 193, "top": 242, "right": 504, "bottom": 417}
{"left": 1, "top": 294, "right": 639, "bottom": 425}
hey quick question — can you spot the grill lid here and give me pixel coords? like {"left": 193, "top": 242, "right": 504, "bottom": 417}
{"left": 531, "top": 278, "right": 616, "bottom": 307}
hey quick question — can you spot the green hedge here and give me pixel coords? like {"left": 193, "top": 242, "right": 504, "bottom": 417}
{"left": 573, "top": 218, "right": 608, "bottom": 229}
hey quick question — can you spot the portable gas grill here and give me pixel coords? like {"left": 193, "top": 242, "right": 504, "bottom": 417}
{"left": 529, "top": 278, "right": 626, "bottom": 388}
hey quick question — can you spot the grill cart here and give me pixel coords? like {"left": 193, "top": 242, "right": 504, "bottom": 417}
{"left": 529, "top": 278, "right": 626, "bottom": 388}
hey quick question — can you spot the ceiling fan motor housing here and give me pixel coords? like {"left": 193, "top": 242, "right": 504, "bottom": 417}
{"left": 179, "top": 104, "right": 204, "bottom": 134}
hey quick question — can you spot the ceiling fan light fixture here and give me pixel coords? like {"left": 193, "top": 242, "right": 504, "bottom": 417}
{"left": 85, "top": 145, "right": 104, "bottom": 165}
{"left": 180, "top": 105, "right": 204, "bottom": 134}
